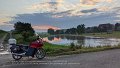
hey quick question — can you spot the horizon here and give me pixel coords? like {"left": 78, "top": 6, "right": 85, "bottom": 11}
{"left": 0, "top": 22, "right": 118, "bottom": 33}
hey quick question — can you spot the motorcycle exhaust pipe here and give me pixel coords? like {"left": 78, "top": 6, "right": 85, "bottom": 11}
{"left": 12, "top": 53, "right": 25, "bottom": 56}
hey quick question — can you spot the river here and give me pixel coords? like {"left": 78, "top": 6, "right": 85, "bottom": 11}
{"left": 43, "top": 35, "right": 120, "bottom": 47}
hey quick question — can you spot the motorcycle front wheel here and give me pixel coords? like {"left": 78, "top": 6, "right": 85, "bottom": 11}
{"left": 35, "top": 48, "right": 46, "bottom": 59}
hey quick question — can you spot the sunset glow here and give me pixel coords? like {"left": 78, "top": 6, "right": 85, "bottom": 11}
{"left": 33, "top": 25, "right": 60, "bottom": 30}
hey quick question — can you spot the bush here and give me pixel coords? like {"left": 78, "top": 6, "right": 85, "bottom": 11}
{"left": 70, "top": 43, "right": 76, "bottom": 51}
{"left": 75, "top": 45, "right": 82, "bottom": 49}
{"left": 28, "top": 36, "right": 38, "bottom": 42}
{"left": 14, "top": 34, "right": 24, "bottom": 44}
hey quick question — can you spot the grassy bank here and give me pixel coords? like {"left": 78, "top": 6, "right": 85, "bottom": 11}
{"left": 56, "top": 45, "right": 120, "bottom": 56}
{"left": 43, "top": 42, "right": 120, "bottom": 56}
{"left": 84, "top": 31, "right": 120, "bottom": 38}
{"left": 0, "top": 30, "right": 7, "bottom": 38}
{"left": 43, "top": 42, "right": 70, "bottom": 56}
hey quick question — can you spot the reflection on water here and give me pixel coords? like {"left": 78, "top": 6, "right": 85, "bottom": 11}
{"left": 0, "top": 51, "right": 9, "bottom": 55}
{"left": 0, "top": 44, "right": 9, "bottom": 55}
{"left": 0, "top": 44, "right": 6, "bottom": 52}
{"left": 43, "top": 35, "right": 120, "bottom": 47}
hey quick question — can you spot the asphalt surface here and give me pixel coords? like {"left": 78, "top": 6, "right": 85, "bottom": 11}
{"left": 1, "top": 49, "right": 120, "bottom": 68}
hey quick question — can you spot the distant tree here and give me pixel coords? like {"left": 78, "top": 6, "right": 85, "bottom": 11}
{"left": 93, "top": 26, "right": 100, "bottom": 33}
{"left": 55, "top": 30, "right": 64, "bottom": 34}
{"left": 55, "top": 30, "right": 60, "bottom": 34}
{"left": 64, "top": 28, "right": 77, "bottom": 34}
{"left": 77, "top": 24, "right": 85, "bottom": 34}
{"left": 115, "top": 23, "right": 120, "bottom": 31}
{"left": 98, "top": 23, "right": 114, "bottom": 32}
{"left": 48, "top": 28, "right": 55, "bottom": 35}
{"left": 65, "top": 29, "right": 71, "bottom": 34}
{"left": 70, "top": 28, "right": 77, "bottom": 34}
{"left": 59, "top": 30, "right": 65, "bottom": 34}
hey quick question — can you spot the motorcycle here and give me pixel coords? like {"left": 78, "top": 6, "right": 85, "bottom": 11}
{"left": 10, "top": 44, "right": 46, "bottom": 60}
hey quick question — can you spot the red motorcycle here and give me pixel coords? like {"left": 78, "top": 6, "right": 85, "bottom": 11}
{"left": 10, "top": 39, "right": 46, "bottom": 60}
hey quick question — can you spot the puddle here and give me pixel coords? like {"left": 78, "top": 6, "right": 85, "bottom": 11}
{"left": 0, "top": 51, "right": 10, "bottom": 55}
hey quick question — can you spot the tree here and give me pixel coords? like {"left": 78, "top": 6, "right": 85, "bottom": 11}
{"left": 14, "top": 21, "right": 35, "bottom": 35}
{"left": 14, "top": 21, "right": 35, "bottom": 41}
{"left": 93, "top": 26, "right": 100, "bottom": 33}
{"left": 115, "top": 23, "right": 120, "bottom": 31}
{"left": 55, "top": 29, "right": 65, "bottom": 34}
{"left": 77, "top": 24, "right": 85, "bottom": 34}
{"left": 65, "top": 29, "right": 71, "bottom": 34}
{"left": 47, "top": 28, "right": 55, "bottom": 35}
{"left": 70, "top": 28, "right": 77, "bottom": 34}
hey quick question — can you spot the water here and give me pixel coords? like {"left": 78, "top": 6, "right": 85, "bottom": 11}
{"left": 0, "top": 43, "right": 9, "bottom": 55}
{"left": 43, "top": 35, "right": 120, "bottom": 47}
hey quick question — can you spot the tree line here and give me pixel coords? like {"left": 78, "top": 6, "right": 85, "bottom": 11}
{"left": 48, "top": 24, "right": 85, "bottom": 35}
{"left": 48, "top": 23, "right": 120, "bottom": 35}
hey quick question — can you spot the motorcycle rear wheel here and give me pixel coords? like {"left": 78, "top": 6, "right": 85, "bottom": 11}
{"left": 12, "top": 54, "right": 22, "bottom": 60}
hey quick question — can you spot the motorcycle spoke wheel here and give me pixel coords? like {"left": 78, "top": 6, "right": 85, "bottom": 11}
{"left": 12, "top": 54, "right": 22, "bottom": 60}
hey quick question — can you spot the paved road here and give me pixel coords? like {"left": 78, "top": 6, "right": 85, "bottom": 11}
{"left": 1, "top": 49, "right": 120, "bottom": 68}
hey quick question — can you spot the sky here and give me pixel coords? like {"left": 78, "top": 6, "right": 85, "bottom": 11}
{"left": 0, "top": 0, "right": 120, "bottom": 32}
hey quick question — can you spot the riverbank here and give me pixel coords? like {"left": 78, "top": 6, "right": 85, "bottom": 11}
{"left": 57, "top": 31, "right": 120, "bottom": 39}
{"left": 84, "top": 31, "right": 120, "bottom": 38}
{"left": 43, "top": 42, "right": 120, "bottom": 56}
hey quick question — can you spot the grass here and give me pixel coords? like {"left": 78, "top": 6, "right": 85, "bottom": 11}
{"left": 0, "top": 30, "right": 7, "bottom": 38}
{"left": 43, "top": 42, "right": 70, "bottom": 56}
{"left": 3, "top": 33, "right": 10, "bottom": 44}
{"left": 38, "top": 33, "right": 50, "bottom": 38}
{"left": 84, "top": 31, "right": 120, "bottom": 38}
{"left": 0, "top": 30, "right": 8, "bottom": 44}
{"left": 43, "top": 42, "right": 120, "bottom": 56}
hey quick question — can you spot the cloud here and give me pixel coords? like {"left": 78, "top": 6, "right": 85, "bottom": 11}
{"left": 27, "top": 1, "right": 77, "bottom": 13}
{"left": 10, "top": 10, "right": 118, "bottom": 30}
{"left": 79, "top": 0, "right": 113, "bottom": 9}
{"left": 81, "top": 8, "right": 98, "bottom": 13}
{"left": 106, "top": 0, "right": 113, "bottom": 3}
{"left": 56, "top": 0, "right": 64, "bottom": 3}
{"left": 80, "top": 0, "right": 101, "bottom": 5}
{"left": 26, "top": 0, "right": 113, "bottom": 17}
{"left": 98, "top": 6, "right": 111, "bottom": 11}
{"left": 0, "top": 17, "right": 13, "bottom": 26}
{"left": 80, "top": 0, "right": 112, "bottom": 5}
{"left": 33, "top": 25, "right": 60, "bottom": 30}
